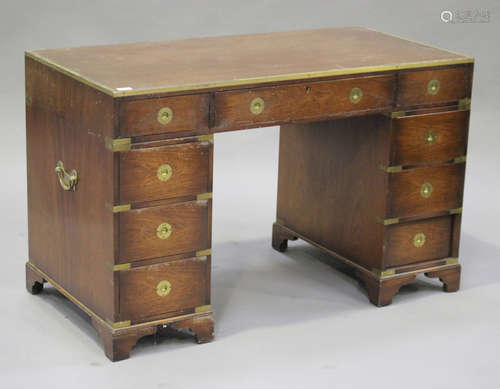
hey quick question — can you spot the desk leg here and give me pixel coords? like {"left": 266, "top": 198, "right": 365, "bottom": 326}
{"left": 272, "top": 222, "right": 297, "bottom": 252}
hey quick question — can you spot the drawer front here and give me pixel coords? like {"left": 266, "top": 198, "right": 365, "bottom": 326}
{"left": 213, "top": 75, "right": 393, "bottom": 131}
{"left": 119, "top": 257, "right": 208, "bottom": 322}
{"left": 385, "top": 216, "right": 452, "bottom": 267}
{"left": 389, "top": 163, "right": 464, "bottom": 218}
{"left": 397, "top": 67, "right": 469, "bottom": 107}
{"left": 119, "top": 200, "right": 210, "bottom": 262}
{"left": 392, "top": 110, "right": 468, "bottom": 166}
{"left": 120, "top": 141, "right": 212, "bottom": 203}
{"left": 119, "top": 94, "right": 209, "bottom": 137}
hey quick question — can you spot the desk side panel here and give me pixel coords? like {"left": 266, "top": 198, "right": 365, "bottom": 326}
{"left": 26, "top": 57, "right": 116, "bottom": 321}
{"left": 276, "top": 116, "right": 390, "bottom": 270}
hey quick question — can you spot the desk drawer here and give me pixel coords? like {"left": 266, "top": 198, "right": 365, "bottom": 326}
{"left": 119, "top": 200, "right": 210, "bottom": 262}
{"left": 389, "top": 163, "right": 465, "bottom": 218}
{"left": 119, "top": 94, "right": 209, "bottom": 137}
{"left": 385, "top": 216, "right": 452, "bottom": 268}
{"left": 119, "top": 257, "right": 208, "bottom": 322}
{"left": 213, "top": 75, "right": 393, "bottom": 131}
{"left": 391, "top": 110, "right": 469, "bottom": 166}
{"left": 397, "top": 67, "right": 469, "bottom": 107}
{"left": 120, "top": 140, "right": 212, "bottom": 203}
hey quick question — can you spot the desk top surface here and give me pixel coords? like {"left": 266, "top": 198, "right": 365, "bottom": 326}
{"left": 26, "top": 27, "right": 473, "bottom": 97}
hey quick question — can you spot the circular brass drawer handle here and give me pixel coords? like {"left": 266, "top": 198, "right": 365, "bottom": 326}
{"left": 250, "top": 97, "right": 265, "bottom": 115}
{"left": 425, "top": 130, "right": 437, "bottom": 145}
{"left": 156, "top": 222, "right": 172, "bottom": 239}
{"left": 54, "top": 161, "right": 78, "bottom": 191}
{"left": 349, "top": 87, "right": 363, "bottom": 104}
{"left": 157, "top": 164, "right": 173, "bottom": 182}
{"left": 427, "top": 79, "right": 440, "bottom": 95}
{"left": 420, "top": 182, "right": 433, "bottom": 198}
{"left": 156, "top": 280, "right": 172, "bottom": 297}
{"left": 157, "top": 107, "right": 173, "bottom": 125}
{"left": 413, "top": 232, "right": 426, "bottom": 248}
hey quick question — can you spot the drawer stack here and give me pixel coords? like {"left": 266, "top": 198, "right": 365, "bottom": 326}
{"left": 380, "top": 109, "right": 468, "bottom": 270}
{"left": 378, "top": 68, "right": 471, "bottom": 273}
{"left": 274, "top": 65, "right": 472, "bottom": 307}
{"left": 109, "top": 94, "right": 213, "bottom": 326}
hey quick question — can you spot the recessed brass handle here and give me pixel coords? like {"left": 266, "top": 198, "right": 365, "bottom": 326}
{"left": 425, "top": 130, "right": 437, "bottom": 145}
{"left": 413, "top": 232, "right": 426, "bottom": 248}
{"left": 427, "top": 79, "right": 440, "bottom": 95}
{"left": 157, "top": 107, "right": 173, "bottom": 125}
{"left": 250, "top": 97, "right": 265, "bottom": 115}
{"left": 420, "top": 182, "right": 433, "bottom": 198}
{"left": 54, "top": 161, "right": 78, "bottom": 191}
{"left": 156, "top": 222, "right": 172, "bottom": 239}
{"left": 156, "top": 280, "right": 172, "bottom": 297}
{"left": 157, "top": 164, "right": 173, "bottom": 182}
{"left": 349, "top": 87, "right": 363, "bottom": 104}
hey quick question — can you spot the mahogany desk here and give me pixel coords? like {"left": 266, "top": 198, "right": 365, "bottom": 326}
{"left": 25, "top": 27, "right": 473, "bottom": 361}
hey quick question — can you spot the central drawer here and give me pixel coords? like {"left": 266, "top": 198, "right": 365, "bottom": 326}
{"left": 213, "top": 75, "right": 393, "bottom": 131}
{"left": 119, "top": 200, "right": 211, "bottom": 263}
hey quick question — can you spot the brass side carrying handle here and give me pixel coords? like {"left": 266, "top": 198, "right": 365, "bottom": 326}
{"left": 55, "top": 161, "right": 78, "bottom": 191}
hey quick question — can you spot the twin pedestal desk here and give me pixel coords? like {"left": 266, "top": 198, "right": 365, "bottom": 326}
{"left": 25, "top": 27, "right": 473, "bottom": 361}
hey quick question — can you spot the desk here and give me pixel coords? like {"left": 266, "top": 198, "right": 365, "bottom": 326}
{"left": 25, "top": 27, "right": 473, "bottom": 361}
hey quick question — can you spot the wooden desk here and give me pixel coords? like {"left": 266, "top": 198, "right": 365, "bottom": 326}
{"left": 24, "top": 27, "right": 473, "bottom": 361}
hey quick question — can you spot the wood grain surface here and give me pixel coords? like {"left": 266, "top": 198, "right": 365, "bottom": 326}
{"left": 391, "top": 109, "right": 469, "bottom": 166}
{"left": 388, "top": 163, "right": 465, "bottom": 218}
{"left": 27, "top": 27, "right": 471, "bottom": 96}
{"left": 397, "top": 67, "right": 470, "bottom": 106}
{"left": 384, "top": 216, "right": 452, "bottom": 267}
{"left": 120, "top": 140, "right": 212, "bottom": 203}
{"left": 277, "top": 116, "right": 391, "bottom": 269}
{"left": 25, "top": 57, "right": 116, "bottom": 321}
{"left": 213, "top": 75, "right": 393, "bottom": 131}
{"left": 119, "top": 94, "right": 209, "bottom": 136}
{"left": 119, "top": 200, "right": 211, "bottom": 263}
{"left": 119, "top": 257, "right": 208, "bottom": 322}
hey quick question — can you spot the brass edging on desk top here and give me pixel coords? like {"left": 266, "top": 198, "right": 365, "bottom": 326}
{"left": 26, "top": 50, "right": 474, "bottom": 98}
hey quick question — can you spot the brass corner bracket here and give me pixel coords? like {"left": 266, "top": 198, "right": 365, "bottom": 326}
{"left": 194, "top": 305, "right": 212, "bottom": 313}
{"left": 106, "top": 320, "right": 131, "bottom": 329}
{"left": 372, "top": 268, "right": 396, "bottom": 278}
{"left": 379, "top": 164, "right": 403, "bottom": 173}
{"left": 458, "top": 98, "right": 471, "bottom": 110}
{"left": 376, "top": 217, "right": 400, "bottom": 226}
{"left": 385, "top": 111, "right": 406, "bottom": 119}
{"left": 197, "top": 192, "right": 213, "bottom": 200}
{"left": 445, "top": 258, "right": 459, "bottom": 266}
{"left": 196, "top": 249, "right": 212, "bottom": 257}
{"left": 109, "top": 263, "right": 131, "bottom": 272}
{"left": 105, "top": 202, "right": 131, "bottom": 213}
{"left": 197, "top": 134, "right": 214, "bottom": 143}
{"left": 105, "top": 137, "right": 131, "bottom": 152}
